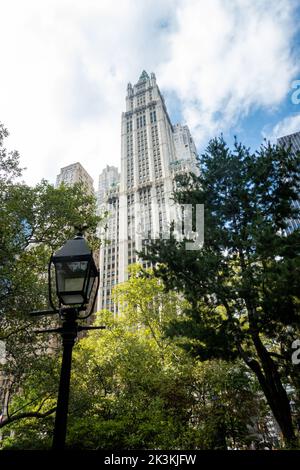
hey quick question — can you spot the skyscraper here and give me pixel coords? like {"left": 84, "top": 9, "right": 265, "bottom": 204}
{"left": 98, "top": 71, "right": 199, "bottom": 313}
{"left": 56, "top": 162, "right": 94, "bottom": 195}
{"left": 277, "top": 131, "right": 300, "bottom": 233}
{"left": 97, "top": 166, "right": 120, "bottom": 314}
{"left": 97, "top": 165, "right": 120, "bottom": 208}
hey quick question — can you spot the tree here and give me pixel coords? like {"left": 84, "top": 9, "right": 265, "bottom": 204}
{"left": 0, "top": 123, "right": 103, "bottom": 429}
{"left": 140, "top": 137, "right": 300, "bottom": 447}
{"left": 1, "top": 266, "right": 272, "bottom": 450}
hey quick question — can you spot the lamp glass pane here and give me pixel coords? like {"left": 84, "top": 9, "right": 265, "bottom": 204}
{"left": 87, "top": 275, "right": 95, "bottom": 299}
{"left": 65, "top": 277, "right": 85, "bottom": 292}
{"left": 61, "top": 294, "right": 85, "bottom": 304}
{"left": 56, "top": 260, "right": 88, "bottom": 302}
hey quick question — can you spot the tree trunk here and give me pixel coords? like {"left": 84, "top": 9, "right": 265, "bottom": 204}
{"left": 249, "top": 332, "right": 297, "bottom": 448}
{"left": 210, "top": 402, "right": 228, "bottom": 450}
{"left": 223, "top": 297, "right": 297, "bottom": 447}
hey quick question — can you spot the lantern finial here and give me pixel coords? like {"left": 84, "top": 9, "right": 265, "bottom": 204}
{"left": 74, "top": 223, "right": 89, "bottom": 237}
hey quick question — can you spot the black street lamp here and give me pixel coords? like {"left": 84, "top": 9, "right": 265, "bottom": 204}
{"left": 51, "top": 233, "right": 99, "bottom": 308}
{"left": 31, "top": 232, "right": 104, "bottom": 450}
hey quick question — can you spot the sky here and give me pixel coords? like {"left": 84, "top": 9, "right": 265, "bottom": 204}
{"left": 1, "top": 0, "right": 300, "bottom": 189}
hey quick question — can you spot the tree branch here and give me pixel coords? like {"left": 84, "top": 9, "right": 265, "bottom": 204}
{"left": 0, "top": 406, "right": 56, "bottom": 429}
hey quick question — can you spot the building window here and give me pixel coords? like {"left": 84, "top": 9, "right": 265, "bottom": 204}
{"left": 150, "top": 110, "right": 157, "bottom": 123}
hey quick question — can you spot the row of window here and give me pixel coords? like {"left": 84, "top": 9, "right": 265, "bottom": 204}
{"left": 137, "top": 114, "right": 146, "bottom": 129}
{"left": 103, "top": 271, "right": 117, "bottom": 278}
{"left": 137, "top": 129, "right": 149, "bottom": 183}
{"left": 136, "top": 94, "right": 146, "bottom": 107}
{"left": 152, "top": 124, "right": 162, "bottom": 178}
{"left": 150, "top": 110, "right": 157, "bottom": 123}
{"left": 102, "top": 278, "right": 117, "bottom": 286}
{"left": 126, "top": 108, "right": 157, "bottom": 133}
{"left": 127, "top": 193, "right": 135, "bottom": 205}
{"left": 126, "top": 120, "right": 133, "bottom": 133}
{"left": 127, "top": 132, "right": 134, "bottom": 187}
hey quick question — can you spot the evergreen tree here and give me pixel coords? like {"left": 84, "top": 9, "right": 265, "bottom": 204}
{"left": 140, "top": 137, "right": 300, "bottom": 447}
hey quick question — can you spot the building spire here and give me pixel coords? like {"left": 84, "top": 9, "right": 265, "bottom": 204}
{"left": 138, "top": 70, "right": 149, "bottom": 82}
{"left": 127, "top": 82, "right": 133, "bottom": 97}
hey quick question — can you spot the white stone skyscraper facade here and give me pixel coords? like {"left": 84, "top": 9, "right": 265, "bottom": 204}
{"left": 97, "top": 166, "right": 120, "bottom": 314}
{"left": 97, "top": 71, "right": 199, "bottom": 313}
{"left": 97, "top": 165, "right": 120, "bottom": 208}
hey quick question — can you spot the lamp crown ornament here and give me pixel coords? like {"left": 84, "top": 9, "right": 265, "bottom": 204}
{"left": 73, "top": 223, "right": 89, "bottom": 237}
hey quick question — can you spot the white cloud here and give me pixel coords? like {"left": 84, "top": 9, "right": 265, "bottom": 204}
{"left": 0, "top": 0, "right": 298, "bottom": 187}
{"left": 267, "top": 113, "right": 300, "bottom": 142}
{"left": 0, "top": 0, "right": 175, "bottom": 186}
{"left": 158, "top": 0, "right": 299, "bottom": 145}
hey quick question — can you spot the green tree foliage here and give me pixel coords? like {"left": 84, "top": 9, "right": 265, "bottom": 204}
{"left": 1, "top": 266, "right": 272, "bottom": 450}
{"left": 0, "top": 123, "right": 103, "bottom": 427}
{"left": 140, "top": 137, "right": 300, "bottom": 447}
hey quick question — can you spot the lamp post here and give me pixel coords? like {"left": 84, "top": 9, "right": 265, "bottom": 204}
{"left": 31, "top": 232, "right": 103, "bottom": 450}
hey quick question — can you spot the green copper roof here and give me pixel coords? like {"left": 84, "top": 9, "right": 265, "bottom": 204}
{"left": 138, "top": 70, "right": 149, "bottom": 82}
